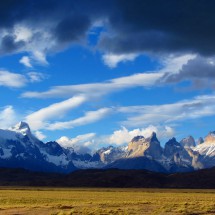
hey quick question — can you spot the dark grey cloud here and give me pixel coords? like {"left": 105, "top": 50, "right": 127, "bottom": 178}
{"left": 54, "top": 14, "right": 91, "bottom": 42}
{"left": 0, "top": 0, "right": 27, "bottom": 28}
{"left": 99, "top": 0, "right": 215, "bottom": 56}
{"left": 0, "top": 35, "right": 24, "bottom": 54}
{"left": 1, "top": 0, "right": 215, "bottom": 58}
{"left": 160, "top": 56, "right": 215, "bottom": 89}
{"left": 0, "top": 0, "right": 114, "bottom": 55}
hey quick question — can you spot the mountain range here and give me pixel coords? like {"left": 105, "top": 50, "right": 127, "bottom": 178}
{"left": 0, "top": 122, "right": 215, "bottom": 173}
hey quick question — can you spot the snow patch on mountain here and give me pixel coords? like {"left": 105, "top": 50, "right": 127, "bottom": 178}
{"left": 0, "top": 129, "right": 17, "bottom": 141}
{"left": 194, "top": 143, "right": 215, "bottom": 157}
{"left": 180, "top": 136, "right": 195, "bottom": 147}
{"left": 9, "top": 121, "right": 31, "bottom": 136}
{"left": 1, "top": 122, "right": 215, "bottom": 173}
{"left": 41, "top": 149, "right": 69, "bottom": 166}
{"left": 0, "top": 148, "right": 12, "bottom": 159}
{"left": 0, "top": 122, "right": 76, "bottom": 172}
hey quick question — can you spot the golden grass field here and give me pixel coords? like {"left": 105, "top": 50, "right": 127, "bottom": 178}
{"left": 0, "top": 187, "right": 214, "bottom": 215}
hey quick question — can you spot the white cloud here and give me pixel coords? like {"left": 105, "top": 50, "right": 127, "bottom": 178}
{"left": 14, "top": 25, "right": 32, "bottom": 42}
{"left": 0, "top": 106, "right": 19, "bottom": 129}
{"left": 4, "top": 24, "right": 54, "bottom": 66}
{"left": 25, "top": 95, "right": 87, "bottom": 130}
{"left": 27, "top": 72, "right": 46, "bottom": 82}
{"left": 19, "top": 56, "right": 32, "bottom": 68}
{"left": 44, "top": 93, "right": 215, "bottom": 133}
{"left": 55, "top": 125, "right": 174, "bottom": 150}
{"left": 47, "top": 107, "right": 112, "bottom": 130}
{"left": 0, "top": 70, "right": 27, "bottom": 88}
{"left": 33, "top": 51, "right": 48, "bottom": 65}
{"left": 34, "top": 130, "right": 47, "bottom": 140}
{"left": 18, "top": 54, "right": 201, "bottom": 136}
{"left": 21, "top": 54, "right": 193, "bottom": 99}
{"left": 0, "top": 70, "right": 47, "bottom": 89}
{"left": 57, "top": 133, "right": 96, "bottom": 154}
{"left": 21, "top": 72, "right": 163, "bottom": 98}
{"left": 109, "top": 125, "right": 175, "bottom": 145}
{"left": 57, "top": 133, "right": 96, "bottom": 148}
{"left": 118, "top": 94, "right": 215, "bottom": 127}
{"left": 160, "top": 54, "right": 196, "bottom": 74}
{"left": 102, "top": 53, "right": 138, "bottom": 68}
{"left": 163, "top": 126, "right": 175, "bottom": 138}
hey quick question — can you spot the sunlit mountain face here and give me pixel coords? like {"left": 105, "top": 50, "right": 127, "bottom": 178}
{"left": 0, "top": 0, "right": 215, "bottom": 161}
{"left": 0, "top": 122, "right": 214, "bottom": 173}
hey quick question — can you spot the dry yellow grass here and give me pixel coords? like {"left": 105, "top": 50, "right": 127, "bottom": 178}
{"left": 0, "top": 187, "right": 214, "bottom": 214}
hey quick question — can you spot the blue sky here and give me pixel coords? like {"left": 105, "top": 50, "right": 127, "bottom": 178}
{"left": 0, "top": 0, "right": 215, "bottom": 150}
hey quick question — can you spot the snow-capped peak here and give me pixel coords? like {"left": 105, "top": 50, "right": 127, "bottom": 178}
{"left": 180, "top": 136, "right": 195, "bottom": 147}
{"left": 9, "top": 121, "right": 31, "bottom": 136}
{"left": 204, "top": 131, "right": 215, "bottom": 144}
{"left": 197, "top": 137, "right": 204, "bottom": 145}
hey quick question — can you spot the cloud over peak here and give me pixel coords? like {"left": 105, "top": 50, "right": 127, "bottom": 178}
{"left": 109, "top": 125, "right": 175, "bottom": 145}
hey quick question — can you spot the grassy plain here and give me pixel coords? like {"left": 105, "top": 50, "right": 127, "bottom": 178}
{"left": 0, "top": 187, "right": 214, "bottom": 214}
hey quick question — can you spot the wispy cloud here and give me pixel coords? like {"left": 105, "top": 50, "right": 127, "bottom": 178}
{"left": 0, "top": 70, "right": 47, "bottom": 89}
{"left": 47, "top": 107, "right": 112, "bottom": 130}
{"left": 27, "top": 72, "right": 47, "bottom": 83}
{"left": 25, "top": 95, "right": 87, "bottom": 130}
{"left": 16, "top": 54, "right": 199, "bottom": 135}
{"left": 22, "top": 54, "right": 193, "bottom": 98}
{"left": 32, "top": 51, "right": 48, "bottom": 65}
{"left": 118, "top": 94, "right": 215, "bottom": 127}
{"left": 19, "top": 56, "right": 32, "bottom": 68}
{"left": 19, "top": 54, "right": 196, "bottom": 133}
{"left": 21, "top": 72, "right": 162, "bottom": 98}
{"left": 0, "top": 70, "right": 27, "bottom": 88}
{"left": 102, "top": 53, "right": 138, "bottom": 68}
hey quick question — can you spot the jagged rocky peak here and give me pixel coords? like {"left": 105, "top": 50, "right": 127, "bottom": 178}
{"left": 95, "top": 145, "right": 127, "bottom": 164}
{"left": 9, "top": 121, "right": 31, "bottom": 135}
{"left": 131, "top": 135, "right": 145, "bottom": 142}
{"left": 128, "top": 132, "right": 163, "bottom": 159}
{"left": 129, "top": 132, "right": 158, "bottom": 145}
{"left": 164, "top": 137, "right": 181, "bottom": 157}
{"left": 144, "top": 132, "right": 163, "bottom": 159}
{"left": 204, "top": 131, "right": 215, "bottom": 144}
{"left": 145, "top": 132, "right": 161, "bottom": 147}
{"left": 197, "top": 137, "right": 204, "bottom": 145}
{"left": 164, "top": 137, "right": 193, "bottom": 169}
{"left": 128, "top": 135, "right": 146, "bottom": 153}
{"left": 180, "top": 136, "right": 195, "bottom": 147}
{"left": 166, "top": 137, "right": 179, "bottom": 145}
{"left": 146, "top": 132, "right": 158, "bottom": 142}
{"left": 128, "top": 136, "right": 145, "bottom": 148}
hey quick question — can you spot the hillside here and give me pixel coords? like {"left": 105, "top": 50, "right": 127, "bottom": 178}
{"left": 0, "top": 167, "right": 215, "bottom": 188}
